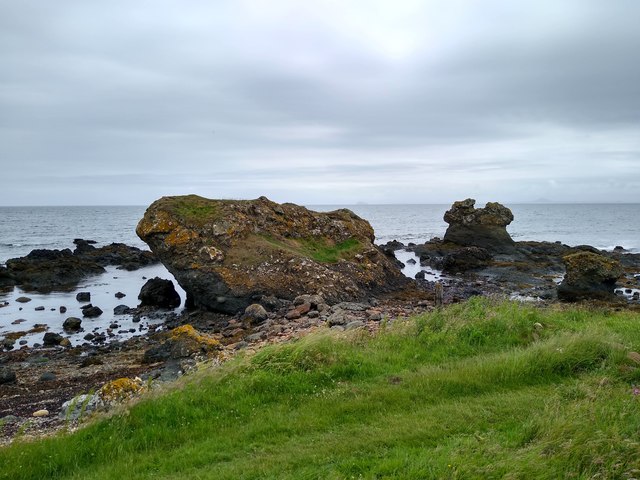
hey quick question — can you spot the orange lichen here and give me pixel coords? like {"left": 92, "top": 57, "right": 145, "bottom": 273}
{"left": 169, "top": 324, "right": 220, "bottom": 349}
{"left": 165, "top": 227, "right": 198, "bottom": 247}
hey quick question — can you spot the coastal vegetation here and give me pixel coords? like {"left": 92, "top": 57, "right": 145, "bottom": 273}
{"left": 2, "top": 297, "right": 640, "bottom": 479}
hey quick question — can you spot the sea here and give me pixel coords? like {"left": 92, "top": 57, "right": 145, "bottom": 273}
{"left": 1, "top": 204, "right": 638, "bottom": 346}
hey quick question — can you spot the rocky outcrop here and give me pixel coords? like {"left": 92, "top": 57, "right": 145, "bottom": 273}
{"left": 137, "top": 195, "right": 408, "bottom": 314}
{"left": 443, "top": 199, "right": 515, "bottom": 253}
{"left": 558, "top": 252, "right": 623, "bottom": 302}
{"left": 3, "top": 240, "right": 157, "bottom": 291}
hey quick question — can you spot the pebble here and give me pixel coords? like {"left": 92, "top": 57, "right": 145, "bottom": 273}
{"left": 32, "top": 409, "right": 49, "bottom": 417}
{"left": 34, "top": 306, "right": 45, "bottom": 311}
{"left": 60, "top": 306, "right": 67, "bottom": 313}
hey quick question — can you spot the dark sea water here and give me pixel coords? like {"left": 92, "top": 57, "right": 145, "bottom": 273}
{"left": 1, "top": 203, "right": 638, "bottom": 264}
{"left": 1, "top": 203, "right": 638, "bottom": 346}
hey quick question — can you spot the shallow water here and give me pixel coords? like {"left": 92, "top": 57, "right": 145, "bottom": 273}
{"left": 0, "top": 264, "right": 185, "bottom": 347}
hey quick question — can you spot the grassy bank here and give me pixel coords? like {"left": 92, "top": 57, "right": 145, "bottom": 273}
{"left": 2, "top": 298, "right": 640, "bottom": 479}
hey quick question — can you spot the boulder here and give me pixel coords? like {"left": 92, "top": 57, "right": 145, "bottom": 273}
{"left": 0, "top": 367, "right": 17, "bottom": 385}
{"left": 138, "top": 277, "right": 181, "bottom": 309}
{"left": 62, "top": 317, "right": 82, "bottom": 332}
{"left": 143, "top": 324, "right": 221, "bottom": 363}
{"left": 443, "top": 199, "right": 515, "bottom": 253}
{"left": 136, "top": 195, "right": 408, "bottom": 314}
{"left": 557, "top": 252, "right": 623, "bottom": 301}
{"left": 43, "top": 332, "right": 64, "bottom": 346}
{"left": 81, "top": 305, "right": 103, "bottom": 318}
{"left": 242, "top": 303, "right": 269, "bottom": 325}
{"left": 76, "top": 291, "right": 91, "bottom": 302}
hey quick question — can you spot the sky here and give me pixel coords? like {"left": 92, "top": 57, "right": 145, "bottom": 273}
{"left": 1, "top": 1, "right": 639, "bottom": 206}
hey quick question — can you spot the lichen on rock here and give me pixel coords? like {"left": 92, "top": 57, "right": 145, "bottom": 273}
{"left": 137, "top": 195, "right": 408, "bottom": 313}
{"left": 558, "top": 251, "right": 623, "bottom": 302}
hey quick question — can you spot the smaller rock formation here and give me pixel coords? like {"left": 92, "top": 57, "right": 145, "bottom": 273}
{"left": 143, "top": 325, "right": 220, "bottom": 363}
{"left": 138, "top": 277, "right": 181, "bottom": 309}
{"left": 62, "top": 317, "right": 82, "bottom": 332}
{"left": 443, "top": 199, "right": 515, "bottom": 253}
{"left": 557, "top": 252, "right": 623, "bottom": 301}
{"left": 441, "top": 247, "right": 492, "bottom": 273}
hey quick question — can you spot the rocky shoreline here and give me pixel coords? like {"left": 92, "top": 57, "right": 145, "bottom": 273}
{"left": 2, "top": 196, "right": 640, "bottom": 444}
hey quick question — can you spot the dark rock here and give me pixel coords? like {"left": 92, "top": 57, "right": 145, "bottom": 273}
{"left": 138, "top": 277, "right": 181, "bottom": 309}
{"left": 557, "top": 252, "right": 623, "bottom": 302}
{"left": 83, "top": 333, "right": 95, "bottom": 341}
{"left": 0, "top": 367, "right": 17, "bottom": 384}
{"left": 136, "top": 195, "right": 408, "bottom": 314}
{"left": 115, "top": 291, "right": 126, "bottom": 299}
{"left": 34, "top": 306, "right": 45, "bottom": 311}
{"left": 15, "top": 296, "right": 32, "bottom": 303}
{"left": 442, "top": 247, "right": 492, "bottom": 273}
{"left": 43, "top": 332, "right": 64, "bottom": 346}
{"left": 415, "top": 271, "right": 426, "bottom": 280}
{"left": 62, "top": 317, "right": 82, "bottom": 332}
{"left": 113, "top": 304, "right": 131, "bottom": 315}
{"left": 59, "top": 306, "right": 67, "bottom": 313}
{"left": 5, "top": 249, "right": 105, "bottom": 290}
{"left": 443, "top": 198, "right": 515, "bottom": 253}
{"left": 242, "top": 303, "right": 269, "bottom": 325}
{"left": 613, "top": 246, "right": 626, "bottom": 252}
{"left": 73, "top": 239, "right": 97, "bottom": 255}
{"left": 82, "top": 306, "right": 103, "bottom": 318}
{"left": 39, "top": 372, "right": 56, "bottom": 382}
{"left": 2, "top": 338, "right": 15, "bottom": 350}
{"left": 76, "top": 292, "right": 91, "bottom": 302}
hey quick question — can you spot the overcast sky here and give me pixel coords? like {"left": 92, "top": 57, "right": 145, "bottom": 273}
{"left": 1, "top": 1, "right": 639, "bottom": 206}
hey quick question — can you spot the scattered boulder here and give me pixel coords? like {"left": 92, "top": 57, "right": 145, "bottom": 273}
{"left": 136, "top": 195, "right": 407, "bottom": 314}
{"left": 557, "top": 252, "right": 623, "bottom": 301}
{"left": 59, "top": 306, "right": 67, "bottom": 313}
{"left": 242, "top": 303, "right": 269, "bottom": 325}
{"left": 62, "top": 317, "right": 82, "bottom": 332}
{"left": 113, "top": 304, "right": 131, "bottom": 315}
{"left": 43, "top": 332, "right": 64, "bottom": 346}
{"left": 138, "top": 277, "right": 181, "bottom": 309}
{"left": 81, "top": 305, "right": 103, "bottom": 318}
{"left": 76, "top": 292, "right": 91, "bottom": 302}
{"left": 443, "top": 198, "right": 515, "bottom": 253}
{"left": 59, "top": 393, "right": 100, "bottom": 420}
{"left": 15, "top": 296, "right": 32, "bottom": 303}
{"left": 0, "top": 367, "right": 17, "bottom": 384}
{"left": 115, "top": 291, "right": 126, "bottom": 299}
{"left": 143, "top": 324, "right": 221, "bottom": 363}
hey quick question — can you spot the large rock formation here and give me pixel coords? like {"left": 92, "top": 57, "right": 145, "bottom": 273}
{"left": 443, "top": 199, "right": 515, "bottom": 253}
{"left": 557, "top": 251, "right": 623, "bottom": 302}
{"left": 136, "top": 195, "right": 408, "bottom": 314}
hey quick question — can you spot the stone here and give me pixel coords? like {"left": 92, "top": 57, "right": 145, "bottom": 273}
{"left": 76, "top": 292, "right": 91, "bottom": 302}
{"left": 82, "top": 305, "right": 103, "bottom": 318}
{"left": 345, "top": 320, "right": 365, "bottom": 330}
{"left": 32, "top": 409, "right": 49, "bottom": 417}
{"left": 242, "top": 303, "right": 269, "bottom": 325}
{"left": 143, "top": 325, "right": 221, "bottom": 363}
{"left": 113, "top": 304, "right": 131, "bottom": 315}
{"left": 293, "top": 294, "right": 325, "bottom": 308}
{"left": 115, "top": 291, "right": 126, "bottom": 299}
{"left": 136, "top": 195, "right": 408, "bottom": 314}
{"left": 62, "top": 317, "right": 82, "bottom": 332}
{"left": 39, "top": 372, "right": 56, "bottom": 382}
{"left": 59, "top": 394, "right": 100, "bottom": 420}
{"left": 43, "top": 332, "right": 64, "bottom": 346}
{"left": 59, "top": 306, "right": 67, "bottom": 313}
{"left": 0, "top": 367, "right": 17, "bottom": 384}
{"left": 557, "top": 252, "right": 623, "bottom": 302}
{"left": 60, "top": 338, "right": 71, "bottom": 347}
{"left": 443, "top": 198, "right": 515, "bottom": 252}
{"left": 138, "top": 277, "right": 181, "bottom": 309}
{"left": 15, "top": 296, "right": 32, "bottom": 303}
{"left": 34, "top": 306, "right": 45, "bottom": 311}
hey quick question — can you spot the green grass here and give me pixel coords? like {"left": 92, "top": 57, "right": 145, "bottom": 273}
{"left": 2, "top": 298, "right": 640, "bottom": 479}
{"left": 260, "top": 235, "right": 362, "bottom": 263}
{"left": 172, "top": 197, "right": 219, "bottom": 224}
